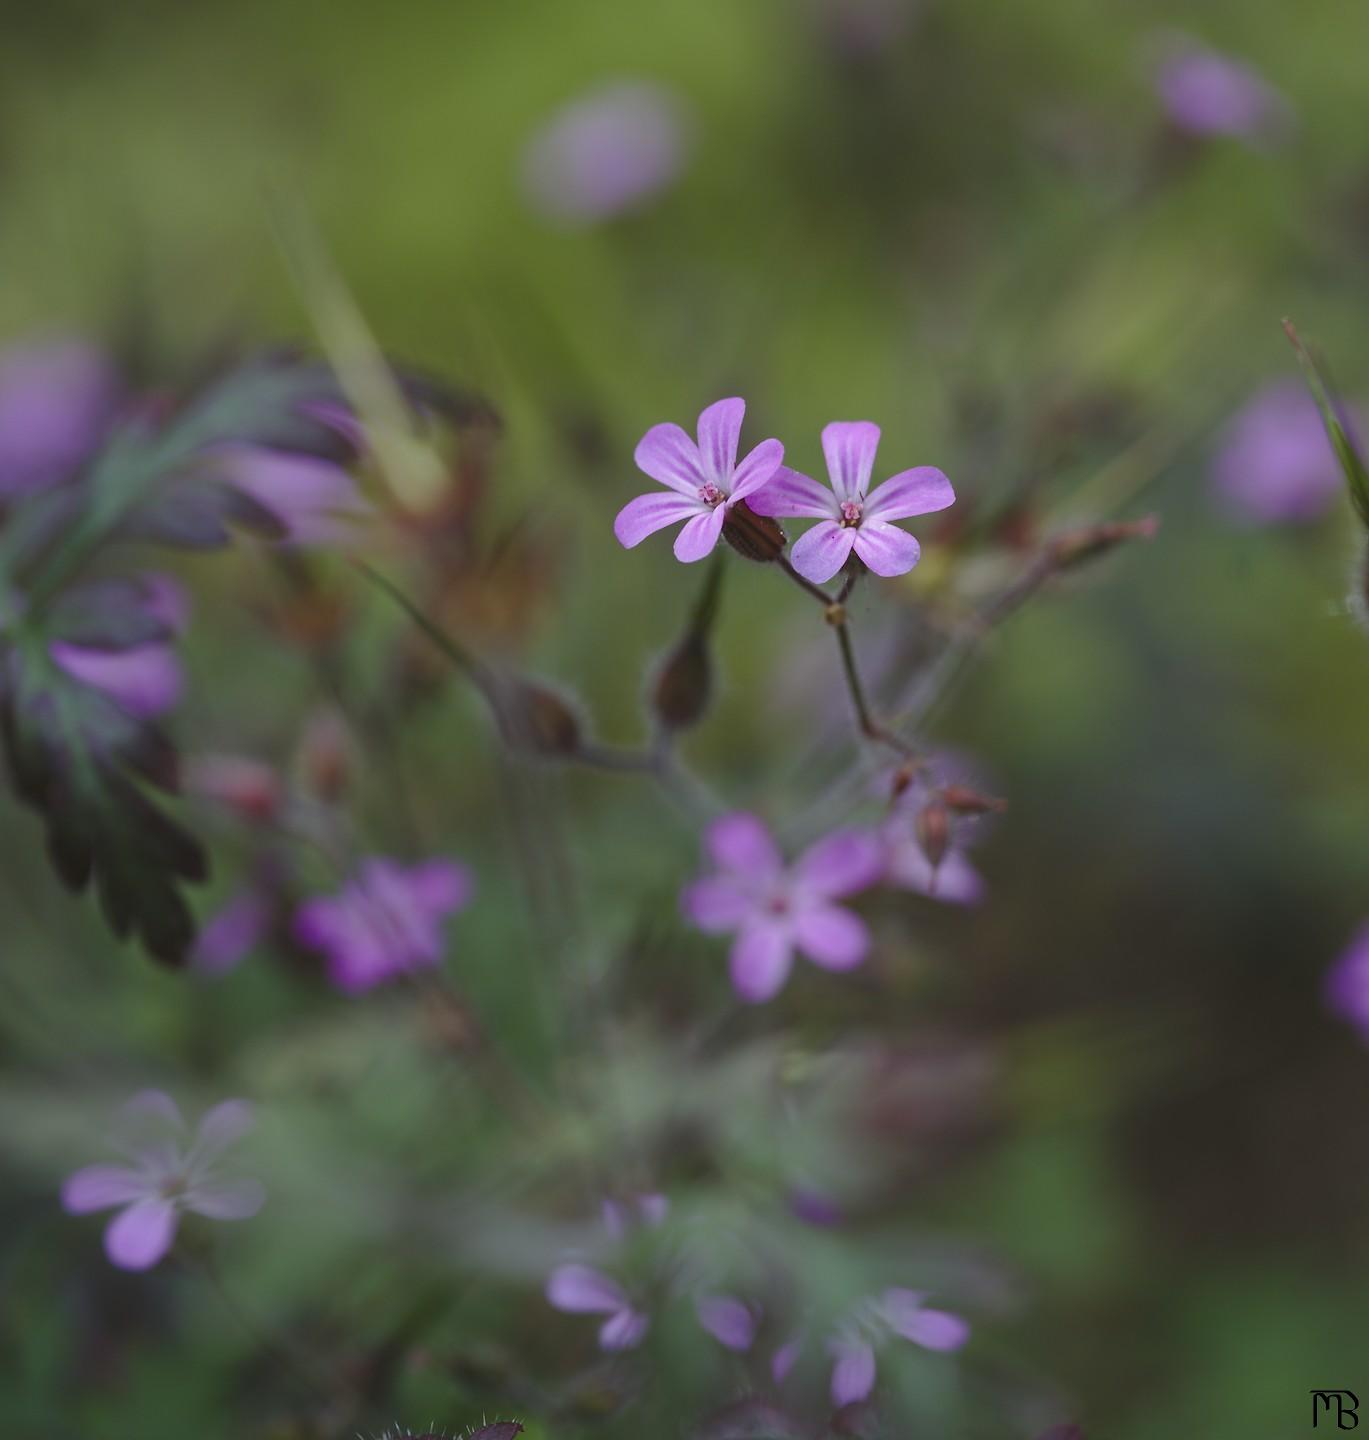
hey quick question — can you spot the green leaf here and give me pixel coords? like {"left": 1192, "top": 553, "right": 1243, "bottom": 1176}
{"left": 1284, "top": 319, "right": 1369, "bottom": 529}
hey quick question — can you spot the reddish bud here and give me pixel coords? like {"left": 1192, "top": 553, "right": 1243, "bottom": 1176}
{"left": 939, "top": 783, "right": 1007, "bottom": 815}
{"left": 915, "top": 799, "right": 951, "bottom": 869}
{"left": 651, "top": 630, "right": 712, "bottom": 732}
{"left": 184, "top": 755, "right": 281, "bottom": 823}
{"left": 722, "top": 500, "right": 787, "bottom": 563}
{"left": 496, "top": 678, "right": 584, "bottom": 756}
{"left": 297, "top": 707, "right": 352, "bottom": 802}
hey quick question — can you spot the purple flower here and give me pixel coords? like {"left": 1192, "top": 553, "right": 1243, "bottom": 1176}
{"left": 292, "top": 856, "right": 473, "bottom": 993}
{"left": 602, "top": 1191, "right": 669, "bottom": 1239}
{"left": 210, "top": 444, "right": 374, "bottom": 545}
{"left": 193, "top": 887, "right": 275, "bottom": 976}
{"left": 696, "top": 1293, "right": 760, "bottom": 1351}
{"left": 682, "top": 813, "right": 884, "bottom": 1003}
{"left": 0, "top": 338, "right": 119, "bottom": 497}
{"left": 1211, "top": 381, "right": 1355, "bottom": 526}
{"left": 522, "top": 80, "right": 692, "bottom": 225}
{"left": 1151, "top": 34, "right": 1291, "bottom": 144}
{"left": 828, "top": 1289, "right": 970, "bottom": 1407}
{"left": 749, "top": 422, "right": 954, "bottom": 584}
{"left": 1325, "top": 922, "right": 1369, "bottom": 1041}
{"left": 61, "top": 1090, "right": 264, "bottom": 1270}
{"left": 615, "top": 398, "right": 785, "bottom": 563}
{"left": 546, "top": 1263, "right": 650, "bottom": 1350}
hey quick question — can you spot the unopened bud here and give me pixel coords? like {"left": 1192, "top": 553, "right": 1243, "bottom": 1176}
{"left": 1050, "top": 515, "right": 1159, "bottom": 570}
{"left": 939, "top": 783, "right": 1006, "bottom": 815}
{"left": 297, "top": 707, "right": 352, "bottom": 802}
{"left": 915, "top": 799, "right": 951, "bottom": 869}
{"left": 889, "top": 759, "right": 928, "bottom": 799}
{"left": 497, "top": 677, "right": 583, "bottom": 756}
{"left": 651, "top": 630, "right": 712, "bottom": 732}
{"left": 722, "top": 500, "right": 787, "bottom": 563}
{"left": 184, "top": 755, "right": 282, "bottom": 823}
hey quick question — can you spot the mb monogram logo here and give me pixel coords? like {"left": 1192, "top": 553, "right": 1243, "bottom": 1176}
{"left": 1312, "top": 1390, "right": 1360, "bottom": 1428}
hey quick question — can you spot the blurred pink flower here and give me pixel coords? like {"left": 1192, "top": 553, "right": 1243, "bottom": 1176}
{"left": 546, "top": 1263, "right": 650, "bottom": 1349}
{"left": 695, "top": 1293, "right": 760, "bottom": 1351}
{"left": 1325, "top": 921, "right": 1369, "bottom": 1041}
{"left": 1211, "top": 381, "right": 1355, "bottom": 525}
{"left": 615, "top": 398, "right": 785, "bottom": 563}
{"left": 750, "top": 422, "right": 954, "bottom": 584}
{"left": 210, "top": 444, "right": 374, "bottom": 545}
{"left": 828, "top": 1289, "right": 969, "bottom": 1406}
{"left": 1151, "top": 33, "right": 1292, "bottom": 144}
{"left": 522, "top": 80, "right": 692, "bottom": 225}
{"left": 0, "top": 337, "right": 120, "bottom": 497}
{"left": 61, "top": 1090, "right": 264, "bottom": 1270}
{"left": 193, "top": 887, "right": 276, "bottom": 976}
{"left": 682, "top": 813, "right": 884, "bottom": 1002}
{"left": 292, "top": 856, "right": 473, "bottom": 992}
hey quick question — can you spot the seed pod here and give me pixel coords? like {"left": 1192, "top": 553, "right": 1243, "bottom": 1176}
{"left": 939, "top": 783, "right": 1007, "bottom": 815}
{"left": 651, "top": 629, "right": 712, "bottom": 732}
{"left": 915, "top": 798, "right": 951, "bottom": 869}
{"left": 722, "top": 500, "right": 787, "bottom": 563}
{"left": 496, "top": 677, "right": 583, "bottom": 756}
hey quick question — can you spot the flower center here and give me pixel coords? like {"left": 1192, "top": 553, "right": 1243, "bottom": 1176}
{"left": 766, "top": 892, "right": 791, "bottom": 917}
{"left": 699, "top": 482, "right": 727, "bottom": 508}
{"left": 839, "top": 499, "right": 863, "bottom": 527}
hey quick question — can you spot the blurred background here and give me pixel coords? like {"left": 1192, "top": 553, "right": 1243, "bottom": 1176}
{"left": 2, "top": 1, "right": 1369, "bottom": 1437}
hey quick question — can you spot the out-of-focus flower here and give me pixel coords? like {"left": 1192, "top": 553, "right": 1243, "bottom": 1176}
{"left": 880, "top": 755, "right": 990, "bottom": 905}
{"left": 49, "top": 573, "right": 190, "bottom": 719}
{"left": 521, "top": 80, "right": 692, "bottom": 225}
{"left": 209, "top": 444, "right": 374, "bottom": 545}
{"left": 0, "top": 338, "right": 119, "bottom": 497}
{"left": 695, "top": 1293, "right": 760, "bottom": 1351}
{"left": 546, "top": 1263, "right": 650, "bottom": 1350}
{"left": 1324, "top": 922, "right": 1369, "bottom": 1041}
{"left": 1211, "top": 381, "right": 1356, "bottom": 525}
{"left": 883, "top": 814, "right": 984, "bottom": 905}
{"left": 681, "top": 812, "right": 884, "bottom": 1002}
{"left": 1150, "top": 33, "right": 1292, "bottom": 145}
{"left": 61, "top": 1090, "right": 264, "bottom": 1270}
{"left": 602, "top": 1191, "right": 669, "bottom": 1239}
{"left": 185, "top": 754, "right": 283, "bottom": 823}
{"left": 750, "top": 422, "right": 954, "bottom": 584}
{"left": 828, "top": 1289, "right": 969, "bottom": 1406}
{"left": 292, "top": 856, "right": 473, "bottom": 993}
{"left": 615, "top": 399, "right": 784, "bottom": 563}
{"left": 193, "top": 887, "right": 276, "bottom": 976}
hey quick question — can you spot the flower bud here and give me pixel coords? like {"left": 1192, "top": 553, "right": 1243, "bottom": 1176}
{"left": 915, "top": 799, "right": 951, "bottom": 870}
{"left": 651, "top": 629, "right": 712, "bottom": 732}
{"left": 939, "top": 783, "right": 1007, "bottom": 815}
{"left": 184, "top": 754, "right": 282, "bottom": 822}
{"left": 496, "top": 677, "right": 584, "bottom": 756}
{"left": 722, "top": 499, "right": 787, "bottom": 563}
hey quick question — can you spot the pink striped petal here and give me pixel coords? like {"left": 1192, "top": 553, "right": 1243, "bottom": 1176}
{"left": 104, "top": 1199, "right": 178, "bottom": 1270}
{"left": 790, "top": 520, "right": 857, "bottom": 584}
{"left": 730, "top": 922, "right": 793, "bottom": 1003}
{"left": 696, "top": 398, "right": 744, "bottom": 485}
{"left": 696, "top": 1294, "right": 758, "bottom": 1351}
{"left": 793, "top": 905, "right": 869, "bottom": 971}
{"left": 863, "top": 466, "right": 955, "bottom": 522}
{"left": 852, "top": 521, "right": 921, "bottom": 577}
{"left": 187, "top": 1177, "right": 266, "bottom": 1220}
{"left": 706, "top": 813, "right": 782, "bottom": 879}
{"left": 681, "top": 876, "right": 754, "bottom": 932}
{"left": 728, "top": 438, "right": 785, "bottom": 501}
{"left": 794, "top": 829, "right": 884, "bottom": 898}
{"left": 744, "top": 465, "right": 837, "bottom": 519}
{"left": 614, "top": 491, "right": 702, "bottom": 548}
{"left": 546, "top": 1263, "right": 628, "bottom": 1314}
{"left": 821, "top": 421, "right": 880, "bottom": 501}
{"left": 672, "top": 506, "right": 726, "bottom": 562}
{"left": 634, "top": 422, "right": 705, "bottom": 494}
{"left": 61, "top": 1165, "right": 149, "bottom": 1214}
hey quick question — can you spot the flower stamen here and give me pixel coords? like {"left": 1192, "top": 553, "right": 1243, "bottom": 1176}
{"left": 699, "top": 481, "right": 727, "bottom": 508}
{"left": 839, "top": 499, "right": 863, "bottom": 527}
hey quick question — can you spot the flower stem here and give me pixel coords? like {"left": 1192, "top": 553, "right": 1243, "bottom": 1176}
{"left": 832, "top": 614, "right": 915, "bottom": 758}
{"left": 776, "top": 555, "right": 835, "bottom": 605}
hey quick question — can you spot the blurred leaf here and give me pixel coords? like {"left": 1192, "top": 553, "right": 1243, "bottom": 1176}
{"left": 1284, "top": 319, "right": 1369, "bottom": 529}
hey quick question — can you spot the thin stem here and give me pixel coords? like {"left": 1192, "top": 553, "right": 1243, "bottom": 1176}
{"left": 777, "top": 555, "right": 835, "bottom": 605}
{"left": 832, "top": 614, "right": 916, "bottom": 758}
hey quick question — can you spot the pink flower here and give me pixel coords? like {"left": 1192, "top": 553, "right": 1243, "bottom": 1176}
{"left": 210, "top": 444, "right": 374, "bottom": 545}
{"left": 681, "top": 813, "right": 884, "bottom": 1003}
{"left": 546, "top": 1264, "right": 650, "bottom": 1350}
{"left": 61, "top": 1090, "right": 264, "bottom": 1270}
{"left": 292, "top": 856, "right": 473, "bottom": 993}
{"left": 748, "top": 421, "right": 954, "bottom": 584}
{"left": 1325, "top": 922, "right": 1369, "bottom": 1042}
{"left": 828, "top": 1289, "right": 970, "bottom": 1407}
{"left": 695, "top": 1293, "right": 760, "bottom": 1351}
{"left": 615, "top": 398, "right": 784, "bottom": 563}
{"left": 1151, "top": 33, "right": 1291, "bottom": 145}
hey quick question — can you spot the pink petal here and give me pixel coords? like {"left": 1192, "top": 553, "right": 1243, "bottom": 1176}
{"left": 681, "top": 876, "right": 754, "bottom": 933}
{"left": 821, "top": 421, "right": 880, "bottom": 501}
{"left": 696, "top": 397, "right": 744, "bottom": 485}
{"left": 794, "top": 829, "right": 884, "bottom": 898}
{"left": 792, "top": 904, "right": 869, "bottom": 971}
{"left": 745, "top": 465, "right": 838, "bottom": 519}
{"left": 50, "top": 642, "right": 182, "bottom": 718}
{"left": 790, "top": 520, "right": 857, "bottom": 584}
{"left": 830, "top": 1338, "right": 877, "bottom": 1407}
{"left": 187, "top": 1177, "right": 266, "bottom": 1220}
{"left": 546, "top": 1263, "right": 629, "bottom": 1314}
{"left": 408, "top": 858, "right": 475, "bottom": 915}
{"left": 901, "top": 1307, "right": 970, "bottom": 1352}
{"left": 772, "top": 1336, "right": 803, "bottom": 1383}
{"left": 862, "top": 466, "right": 955, "bottom": 522}
{"left": 852, "top": 521, "right": 921, "bottom": 577}
{"left": 120, "top": 1090, "right": 185, "bottom": 1133}
{"left": 61, "top": 1165, "right": 149, "bottom": 1214}
{"left": 634, "top": 422, "right": 705, "bottom": 495}
{"left": 887, "top": 844, "right": 984, "bottom": 905}
{"left": 729, "top": 922, "right": 794, "bottom": 1003}
{"left": 696, "top": 1294, "right": 758, "bottom": 1351}
{"left": 728, "top": 438, "right": 786, "bottom": 502}
{"left": 191, "top": 1100, "right": 255, "bottom": 1162}
{"left": 614, "top": 491, "right": 702, "bottom": 548}
{"left": 104, "top": 1199, "right": 178, "bottom": 1270}
{"left": 599, "top": 1306, "right": 650, "bottom": 1350}
{"left": 216, "top": 446, "right": 372, "bottom": 545}
{"left": 706, "top": 813, "right": 783, "bottom": 879}
{"left": 192, "top": 888, "right": 273, "bottom": 975}
{"left": 672, "top": 506, "right": 726, "bottom": 562}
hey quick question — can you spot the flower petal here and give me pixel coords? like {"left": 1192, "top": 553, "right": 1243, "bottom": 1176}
{"left": 408, "top": 858, "right": 475, "bottom": 915}
{"left": 852, "top": 521, "right": 921, "bottom": 577}
{"left": 61, "top": 1165, "right": 149, "bottom": 1214}
{"left": 730, "top": 922, "right": 794, "bottom": 1003}
{"left": 50, "top": 642, "right": 182, "bottom": 719}
{"left": 104, "top": 1199, "right": 178, "bottom": 1270}
{"left": 546, "top": 1263, "right": 628, "bottom": 1314}
{"left": 790, "top": 520, "right": 857, "bottom": 584}
{"left": 821, "top": 421, "right": 880, "bottom": 501}
{"left": 862, "top": 466, "right": 955, "bottom": 522}
{"left": 744, "top": 465, "right": 838, "bottom": 518}
{"left": 728, "top": 438, "right": 785, "bottom": 502}
{"left": 634, "top": 422, "right": 705, "bottom": 494}
{"left": 794, "top": 828, "right": 885, "bottom": 898}
{"left": 681, "top": 876, "right": 754, "bottom": 933}
{"left": 696, "top": 1294, "right": 758, "bottom": 1351}
{"left": 772, "top": 1336, "right": 803, "bottom": 1383}
{"left": 614, "top": 491, "right": 702, "bottom": 549}
{"left": 793, "top": 904, "right": 869, "bottom": 971}
{"left": 830, "top": 1338, "right": 877, "bottom": 1407}
{"left": 187, "top": 1177, "right": 266, "bottom": 1220}
{"left": 883, "top": 1290, "right": 970, "bottom": 1351}
{"left": 706, "top": 813, "right": 783, "bottom": 879}
{"left": 599, "top": 1306, "right": 650, "bottom": 1350}
{"left": 191, "top": 1100, "right": 255, "bottom": 1163}
{"left": 672, "top": 506, "right": 726, "bottom": 562}
{"left": 887, "top": 843, "right": 984, "bottom": 906}
{"left": 696, "top": 397, "right": 744, "bottom": 485}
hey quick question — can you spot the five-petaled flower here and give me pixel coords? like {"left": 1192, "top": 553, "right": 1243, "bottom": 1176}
{"left": 828, "top": 1289, "right": 970, "bottom": 1407}
{"left": 749, "top": 421, "right": 954, "bottom": 584}
{"left": 614, "top": 398, "right": 784, "bottom": 563}
{"left": 682, "top": 813, "right": 884, "bottom": 1002}
{"left": 61, "top": 1090, "right": 264, "bottom": 1271}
